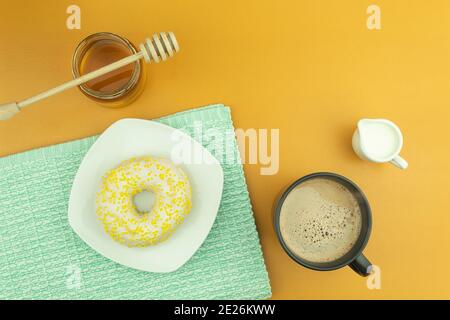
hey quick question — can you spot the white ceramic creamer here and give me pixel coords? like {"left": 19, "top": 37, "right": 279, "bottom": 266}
{"left": 352, "top": 119, "right": 408, "bottom": 169}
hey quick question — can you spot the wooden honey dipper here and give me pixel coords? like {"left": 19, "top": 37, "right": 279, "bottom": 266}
{"left": 0, "top": 32, "right": 179, "bottom": 120}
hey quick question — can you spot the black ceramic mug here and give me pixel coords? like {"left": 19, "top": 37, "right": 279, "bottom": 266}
{"left": 274, "top": 172, "right": 373, "bottom": 276}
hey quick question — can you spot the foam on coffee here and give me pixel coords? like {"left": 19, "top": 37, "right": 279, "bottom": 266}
{"left": 279, "top": 178, "right": 362, "bottom": 263}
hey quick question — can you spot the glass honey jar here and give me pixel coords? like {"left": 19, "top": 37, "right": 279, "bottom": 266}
{"left": 71, "top": 32, "right": 146, "bottom": 108}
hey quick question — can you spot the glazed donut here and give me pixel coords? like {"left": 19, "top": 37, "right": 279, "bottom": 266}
{"left": 96, "top": 156, "right": 192, "bottom": 247}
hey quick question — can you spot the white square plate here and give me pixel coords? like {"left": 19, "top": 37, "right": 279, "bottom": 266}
{"left": 68, "top": 118, "right": 224, "bottom": 272}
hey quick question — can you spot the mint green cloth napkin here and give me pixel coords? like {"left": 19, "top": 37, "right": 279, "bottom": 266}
{"left": 0, "top": 104, "right": 271, "bottom": 299}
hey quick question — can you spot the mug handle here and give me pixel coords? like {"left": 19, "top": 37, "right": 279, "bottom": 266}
{"left": 390, "top": 155, "right": 408, "bottom": 170}
{"left": 349, "top": 254, "right": 373, "bottom": 276}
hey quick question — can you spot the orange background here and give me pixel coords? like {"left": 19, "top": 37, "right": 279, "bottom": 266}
{"left": 1, "top": 0, "right": 450, "bottom": 299}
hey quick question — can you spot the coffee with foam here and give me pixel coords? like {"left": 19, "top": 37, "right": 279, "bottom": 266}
{"left": 279, "top": 178, "right": 362, "bottom": 263}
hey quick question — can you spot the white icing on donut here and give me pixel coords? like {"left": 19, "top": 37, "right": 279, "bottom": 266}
{"left": 96, "top": 156, "right": 192, "bottom": 247}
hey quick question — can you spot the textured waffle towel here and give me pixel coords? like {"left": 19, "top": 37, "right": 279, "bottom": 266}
{"left": 0, "top": 104, "right": 271, "bottom": 299}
